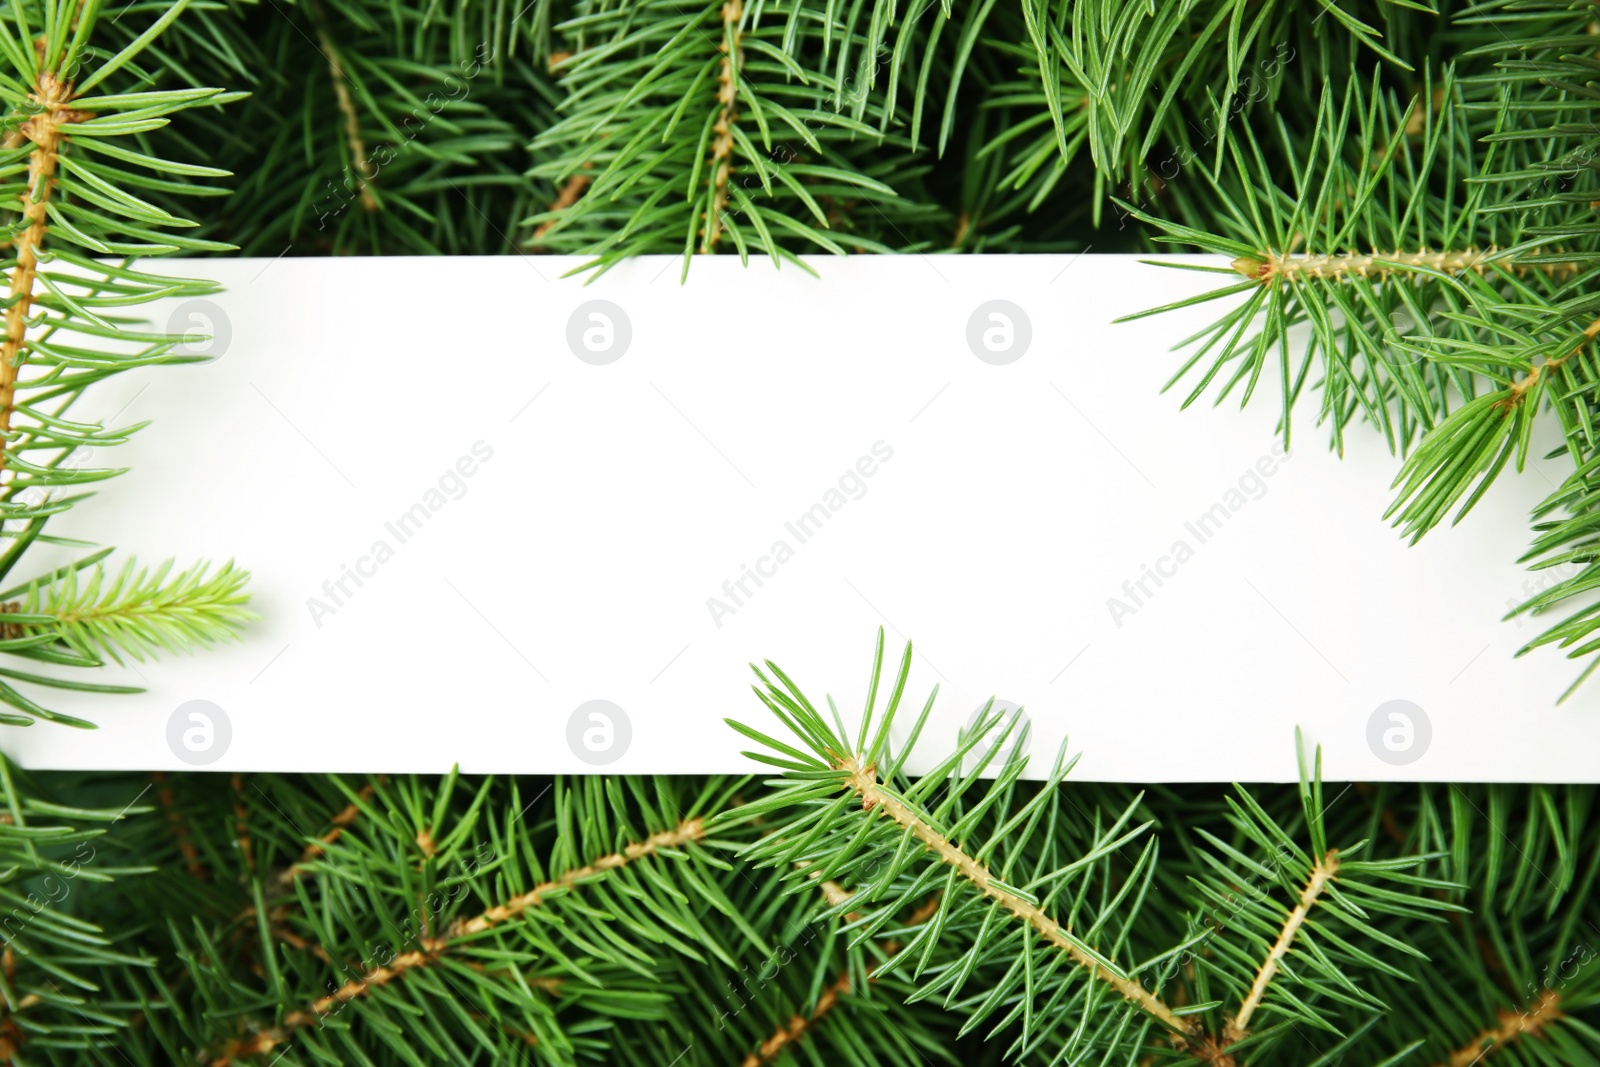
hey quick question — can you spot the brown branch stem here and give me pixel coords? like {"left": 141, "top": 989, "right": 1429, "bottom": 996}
{"left": 1223, "top": 849, "right": 1339, "bottom": 1044}
{"left": 1230, "top": 247, "right": 1580, "bottom": 286}
{"left": 1433, "top": 989, "right": 1561, "bottom": 1067}
{"left": 531, "top": 171, "right": 591, "bottom": 243}
{"left": 311, "top": 3, "right": 378, "bottom": 213}
{"left": 701, "top": 0, "right": 742, "bottom": 253}
{"left": 278, "top": 782, "right": 378, "bottom": 888}
{"left": 1, "top": 70, "right": 77, "bottom": 468}
{"left": 740, "top": 869, "right": 939, "bottom": 1067}
{"left": 834, "top": 755, "right": 1198, "bottom": 1039}
{"left": 1504, "top": 318, "right": 1600, "bottom": 408}
{"left": 152, "top": 772, "right": 206, "bottom": 881}
{"left": 208, "top": 817, "right": 705, "bottom": 1065}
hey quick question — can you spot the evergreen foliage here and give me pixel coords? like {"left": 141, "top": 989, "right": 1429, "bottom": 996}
{"left": 0, "top": 635, "right": 1591, "bottom": 1063}
{"left": 0, "top": 0, "right": 251, "bottom": 727}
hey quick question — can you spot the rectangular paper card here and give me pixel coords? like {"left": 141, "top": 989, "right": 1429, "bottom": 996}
{"left": 5, "top": 253, "right": 1594, "bottom": 781}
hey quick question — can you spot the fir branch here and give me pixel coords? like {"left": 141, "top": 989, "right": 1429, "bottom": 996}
{"left": 1115, "top": 39, "right": 1600, "bottom": 698}
{"left": 2, "top": 70, "right": 83, "bottom": 457}
{"left": 1227, "top": 248, "right": 1584, "bottom": 285}
{"left": 0, "top": 0, "right": 255, "bottom": 727}
{"left": 743, "top": 873, "right": 942, "bottom": 1066}
{"left": 13, "top": 558, "right": 253, "bottom": 667}
{"left": 742, "top": 968, "right": 857, "bottom": 1067}
{"left": 530, "top": 170, "right": 589, "bottom": 243}
{"left": 702, "top": 0, "right": 742, "bottom": 253}
{"left": 310, "top": 0, "right": 377, "bottom": 213}
{"left": 192, "top": 0, "right": 547, "bottom": 255}
{"left": 1222, "top": 848, "right": 1339, "bottom": 1044}
{"left": 831, "top": 749, "right": 1196, "bottom": 1039}
{"left": 451, "top": 816, "right": 705, "bottom": 936}
{"left": 731, "top": 633, "right": 1468, "bottom": 1064}
{"left": 1433, "top": 990, "right": 1562, "bottom": 1067}
{"left": 209, "top": 814, "right": 709, "bottom": 1063}
{"left": 1229, "top": 249, "right": 1502, "bottom": 283}
{"left": 152, "top": 770, "right": 205, "bottom": 881}
{"left": 528, "top": 0, "right": 946, "bottom": 277}
{"left": 1505, "top": 319, "right": 1600, "bottom": 408}
{"left": 1385, "top": 316, "right": 1600, "bottom": 547}
{"left": 235, "top": 781, "right": 384, "bottom": 946}
{"left": 273, "top": 781, "right": 379, "bottom": 890}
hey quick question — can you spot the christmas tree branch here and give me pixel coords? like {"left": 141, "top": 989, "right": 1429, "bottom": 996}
{"left": 702, "top": 0, "right": 743, "bottom": 253}
{"left": 832, "top": 751, "right": 1197, "bottom": 1039}
{"left": 530, "top": 171, "right": 590, "bottom": 243}
{"left": 1229, "top": 249, "right": 1498, "bottom": 283}
{"left": 450, "top": 817, "right": 704, "bottom": 935}
{"left": 1, "top": 70, "right": 74, "bottom": 453}
{"left": 743, "top": 869, "right": 941, "bottom": 1066}
{"left": 1222, "top": 848, "right": 1340, "bottom": 1044}
{"left": 742, "top": 968, "right": 857, "bottom": 1067}
{"left": 311, "top": 0, "right": 377, "bottom": 212}
{"left": 275, "top": 782, "right": 379, "bottom": 888}
{"left": 236, "top": 781, "right": 382, "bottom": 942}
{"left": 1433, "top": 990, "right": 1562, "bottom": 1067}
{"left": 13, "top": 559, "right": 252, "bottom": 668}
{"left": 153, "top": 771, "right": 206, "bottom": 881}
{"left": 733, "top": 635, "right": 1469, "bottom": 1064}
{"left": 210, "top": 815, "right": 708, "bottom": 1063}
{"left": 1504, "top": 320, "right": 1600, "bottom": 408}
{"left": 1228, "top": 249, "right": 1585, "bottom": 286}
{"left": 0, "top": 0, "right": 254, "bottom": 727}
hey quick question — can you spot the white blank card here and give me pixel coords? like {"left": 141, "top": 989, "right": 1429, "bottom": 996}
{"left": 4, "top": 253, "right": 1594, "bottom": 782}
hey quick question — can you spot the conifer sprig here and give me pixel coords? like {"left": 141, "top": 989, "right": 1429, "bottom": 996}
{"left": 8, "top": 557, "right": 252, "bottom": 668}
{"left": 0, "top": 0, "right": 252, "bottom": 726}
{"left": 727, "top": 631, "right": 1468, "bottom": 1065}
{"left": 529, "top": 0, "right": 945, "bottom": 279}
{"left": 1116, "top": 5, "right": 1600, "bottom": 698}
{"left": 0, "top": 723, "right": 1583, "bottom": 1064}
{"left": 182, "top": 774, "right": 769, "bottom": 1065}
